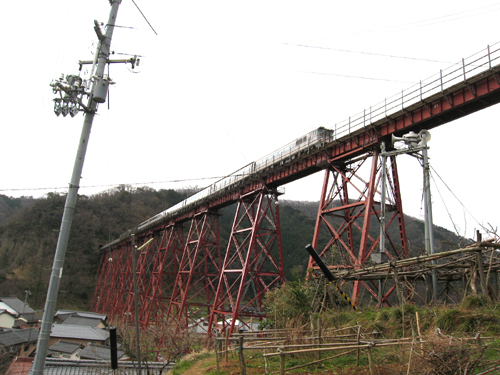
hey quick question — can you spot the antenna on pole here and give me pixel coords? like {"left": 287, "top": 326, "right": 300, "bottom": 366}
{"left": 32, "top": 1, "right": 140, "bottom": 373}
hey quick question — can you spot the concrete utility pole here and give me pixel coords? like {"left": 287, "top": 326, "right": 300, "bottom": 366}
{"left": 384, "top": 130, "right": 437, "bottom": 303}
{"left": 31, "top": 1, "right": 122, "bottom": 373}
{"left": 421, "top": 133, "right": 438, "bottom": 303}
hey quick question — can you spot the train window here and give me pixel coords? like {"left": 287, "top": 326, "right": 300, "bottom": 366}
{"left": 295, "top": 135, "right": 307, "bottom": 146}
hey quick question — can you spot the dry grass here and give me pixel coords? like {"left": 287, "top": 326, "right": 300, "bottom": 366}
{"left": 409, "top": 334, "right": 485, "bottom": 375}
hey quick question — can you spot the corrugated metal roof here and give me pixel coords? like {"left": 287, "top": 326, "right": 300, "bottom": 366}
{"left": 51, "top": 324, "right": 109, "bottom": 341}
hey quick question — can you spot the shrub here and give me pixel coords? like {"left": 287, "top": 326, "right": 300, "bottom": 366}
{"left": 436, "top": 309, "right": 461, "bottom": 333}
{"left": 461, "top": 295, "right": 489, "bottom": 309}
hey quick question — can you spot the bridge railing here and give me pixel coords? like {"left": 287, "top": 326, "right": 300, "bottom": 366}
{"left": 332, "top": 42, "right": 500, "bottom": 140}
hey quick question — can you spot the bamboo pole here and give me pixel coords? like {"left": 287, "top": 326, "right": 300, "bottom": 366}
{"left": 247, "top": 338, "right": 413, "bottom": 350}
{"left": 262, "top": 341, "right": 413, "bottom": 357}
{"left": 278, "top": 349, "right": 357, "bottom": 373}
{"left": 356, "top": 325, "right": 361, "bottom": 366}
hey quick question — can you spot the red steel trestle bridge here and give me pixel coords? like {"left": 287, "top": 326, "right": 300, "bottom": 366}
{"left": 91, "top": 43, "right": 500, "bottom": 344}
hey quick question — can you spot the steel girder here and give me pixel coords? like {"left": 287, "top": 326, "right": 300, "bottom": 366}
{"left": 208, "top": 189, "right": 285, "bottom": 335}
{"left": 309, "top": 150, "right": 408, "bottom": 306}
{"left": 165, "top": 211, "right": 221, "bottom": 334}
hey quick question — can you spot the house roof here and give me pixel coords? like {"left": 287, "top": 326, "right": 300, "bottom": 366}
{"left": 49, "top": 340, "right": 83, "bottom": 355}
{"left": 50, "top": 324, "right": 109, "bottom": 341}
{"left": 78, "top": 343, "right": 125, "bottom": 361}
{"left": 5, "top": 357, "right": 33, "bottom": 375}
{"left": 7, "top": 358, "right": 173, "bottom": 374}
{"left": 61, "top": 316, "right": 102, "bottom": 328}
{"left": 0, "top": 328, "right": 38, "bottom": 347}
{"left": 0, "top": 297, "right": 40, "bottom": 323}
{"left": 55, "top": 310, "right": 107, "bottom": 322}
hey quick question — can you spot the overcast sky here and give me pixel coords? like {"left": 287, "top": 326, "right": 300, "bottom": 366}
{"left": 2, "top": 1, "right": 500, "bottom": 240}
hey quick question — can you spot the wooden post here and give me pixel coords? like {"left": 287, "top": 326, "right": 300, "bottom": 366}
{"left": 356, "top": 325, "right": 361, "bottom": 366}
{"left": 215, "top": 332, "right": 220, "bottom": 373}
{"left": 367, "top": 347, "right": 374, "bottom": 375}
{"left": 476, "top": 251, "right": 488, "bottom": 298}
{"left": 316, "top": 316, "right": 321, "bottom": 361}
{"left": 410, "top": 317, "right": 417, "bottom": 342}
{"left": 238, "top": 336, "right": 246, "bottom": 375}
{"left": 394, "top": 267, "right": 405, "bottom": 337}
{"left": 415, "top": 312, "right": 423, "bottom": 352}
{"left": 225, "top": 328, "right": 230, "bottom": 362}
{"left": 493, "top": 271, "right": 499, "bottom": 301}
{"left": 393, "top": 267, "right": 402, "bottom": 306}
{"left": 310, "top": 315, "right": 315, "bottom": 337}
{"left": 407, "top": 341, "right": 414, "bottom": 375}
{"left": 486, "top": 249, "right": 497, "bottom": 300}
{"left": 279, "top": 350, "right": 285, "bottom": 375}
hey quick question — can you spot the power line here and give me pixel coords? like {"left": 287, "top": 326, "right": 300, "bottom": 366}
{"left": 0, "top": 176, "right": 233, "bottom": 194}
{"left": 286, "top": 43, "right": 452, "bottom": 64}
{"left": 305, "top": 3, "right": 500, "bottom": 43}
{"left": 303, "top": 71, "right": 416, "bottom": 84}
{"left": 131, "top": 0, "right": 158, "bottom": 35}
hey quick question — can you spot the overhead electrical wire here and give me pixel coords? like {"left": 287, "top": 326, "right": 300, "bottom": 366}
{"left": 131, "top": 0, "right": 158, "bottom": 35}
{"left": 288, "top": 3, "right": 500, "bottom": 83}
{"left": 306, "top": 3, "right": 500, "bottom": 43}
{"left": 429, "top": 170, "right": 462, "bottom": 238}
{"left": 286, "top": 43, "right": 453, "bottom": 64}
{"left": 430, "top": 165, "right": 484, "bottom": 232}
{"left": 0, "top": 176, "right": 239, "bottom": 194}
{"left": 303, "top": 71, "right": 416, "bottom": 84}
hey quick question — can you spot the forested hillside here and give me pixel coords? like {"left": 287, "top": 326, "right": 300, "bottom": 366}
{"left": 0, "top": 187, "right": 462, "bottom": 311}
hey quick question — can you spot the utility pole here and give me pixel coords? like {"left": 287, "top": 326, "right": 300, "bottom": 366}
{"left": 31, "top": 1, "right": 125, "bottom": 373}
{"left": 421, "top": 134, "right": 438, "bottom": 303}
{"left": 385, "top": 130, "right": 437, "bottom": 303}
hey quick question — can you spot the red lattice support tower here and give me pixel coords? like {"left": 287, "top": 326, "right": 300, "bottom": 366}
{"left": 165, "top": 211, "right": 221, "bottom": 333}
{"left": 308, "top": 149, "right": 408, "bottom": 307}
{"left": 138, "top": 224, "right": 184, "bottom": 328}
{"left": 91, "top": 239, "right": 134, "bottom": 323}
{"left": 208, "top": 189, "right": 285, "bottom": 335}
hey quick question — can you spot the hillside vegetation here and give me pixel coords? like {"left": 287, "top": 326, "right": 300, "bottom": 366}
{"left": 170, "top": 298, "right": 500, "bottom": 374}
{"left": 0, "top": 187, "right": 462, "bottom": 311}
